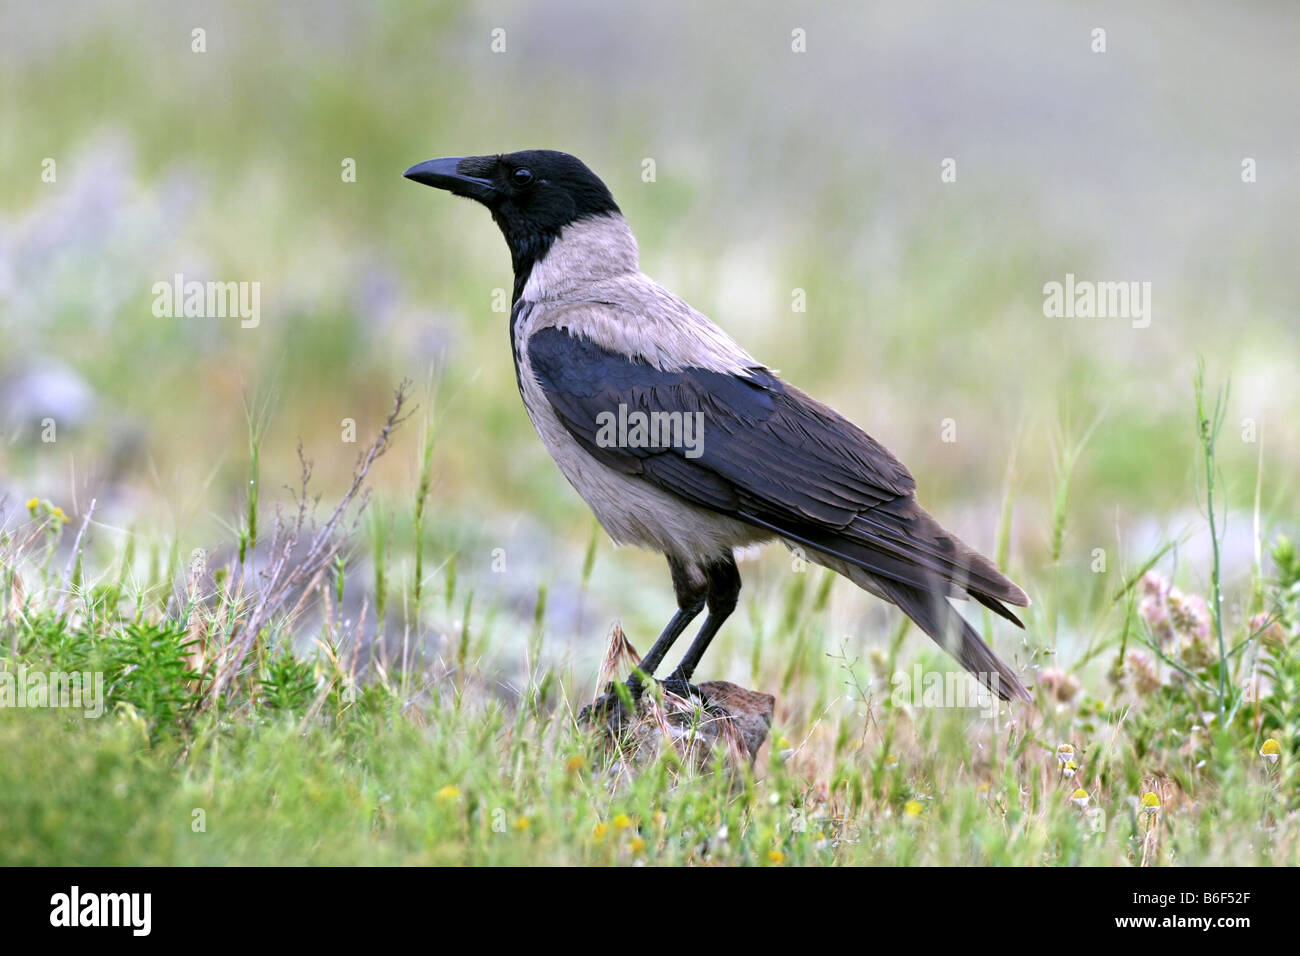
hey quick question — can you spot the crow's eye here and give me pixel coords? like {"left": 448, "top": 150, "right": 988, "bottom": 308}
{"left": 511, "top": 167, "right": 534, "bottom": 187}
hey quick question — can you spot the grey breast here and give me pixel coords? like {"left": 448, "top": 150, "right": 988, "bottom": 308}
{"left": 509, "top": 295, "right": 769, "bottom": 564}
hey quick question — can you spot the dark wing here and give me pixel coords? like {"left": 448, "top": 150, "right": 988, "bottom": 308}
{"left": 527, "top": 326, "right": 1028, "bottom": 612}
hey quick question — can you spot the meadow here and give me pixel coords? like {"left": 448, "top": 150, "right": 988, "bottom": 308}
{"left": 1, "top": 1, "right": 1297, "bottom": 865}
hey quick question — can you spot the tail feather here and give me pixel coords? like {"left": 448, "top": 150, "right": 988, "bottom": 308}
{"left": 752, "top": 503, "right": 1029, "bottom": 610}
{"left": 850, "top": 501, "right": 1031, "bottom": 607}
{"left": 775, "top": 505, "right": 1034, "bottom": 702}
{"left": 971, "top": 590, "right": 1025, "bottom": 629}
{"left": 877, "top": 578, "right": 1031, "bottom": 702}
{"left": 804, "top": 543, "right": 1032, "bottom": 703}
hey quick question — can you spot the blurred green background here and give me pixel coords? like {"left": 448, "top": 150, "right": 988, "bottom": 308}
{"left": 2, "top": 0, "right": 1297, "bottom": 679}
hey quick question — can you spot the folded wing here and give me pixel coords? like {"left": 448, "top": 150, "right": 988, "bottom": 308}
{"left": 529, "top": 325, "right": 1026, "bottom": 603}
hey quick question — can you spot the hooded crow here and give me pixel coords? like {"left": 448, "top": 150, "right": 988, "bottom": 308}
{"left": 404, "top": 150, "right": 1032, "bottom": 703}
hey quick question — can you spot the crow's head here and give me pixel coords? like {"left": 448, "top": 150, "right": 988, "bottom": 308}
{"left": 404, "top": 150, "right": 619, "bottom": 268}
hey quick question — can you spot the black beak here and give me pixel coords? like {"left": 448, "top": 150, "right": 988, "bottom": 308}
{"left": 403, "top": 157, "right": 497, "bottom": 202}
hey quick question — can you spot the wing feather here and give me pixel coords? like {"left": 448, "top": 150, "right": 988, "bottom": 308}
{"left": 527, "top": 325, "right": 1027, "bottom": 609}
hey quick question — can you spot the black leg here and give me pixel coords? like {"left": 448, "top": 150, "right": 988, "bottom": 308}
{"left": 625, "top": 556, "right": 706, "bottom": 694}
{"left": 666, "top": 554, "right": 741, "bottom": 684}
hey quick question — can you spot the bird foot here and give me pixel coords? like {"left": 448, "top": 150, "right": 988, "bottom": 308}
{"left": 577, "top": 675, "right": 711, "bottom": 730}
{"left": 659, "top": 675, "right": 706, "bottom": 703}
{"left": 577, "top": 680, "right": 637, "bottom": 730}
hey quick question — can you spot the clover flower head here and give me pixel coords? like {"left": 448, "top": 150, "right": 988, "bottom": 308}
{"left": 1040, "top": 667, "right": 1081, "bottom": 703}
{"left": 1126, "top": 651, "right": 1162, "bottom": 694}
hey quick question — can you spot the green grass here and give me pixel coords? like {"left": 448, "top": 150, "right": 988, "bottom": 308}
{"left": 2, "top": 594, "right": 1298, "bottom": 865}
{"left": 2, "top": 372, "right": 1298, "bottom": 866}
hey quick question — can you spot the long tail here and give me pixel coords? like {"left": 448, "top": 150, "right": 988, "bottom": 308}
{"left": 798, "top": 546, "right": 1032, "bottom": 702}
{"left": 872, "top": 577, "right": 1031, "bottom": 702}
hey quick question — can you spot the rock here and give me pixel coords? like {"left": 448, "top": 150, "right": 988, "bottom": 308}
{"left": 577, "top": 624, "right": 775, "bottom": 783}
{"left": 695, "top": 680, "right": 775, "bottom": 759}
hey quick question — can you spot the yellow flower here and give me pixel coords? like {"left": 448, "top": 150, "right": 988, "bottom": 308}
{"left": 629, "top": 837, "right": 646, "bottom": 854}
{"left": 768, "top": 849, "right": 785, "bottom": 864}
{"left": 652, "top": 810, "right": 667, "bottom": 828}
{"left": 25, "top": 497, "right": 39, "bottom": 514}
{"left": 51, "top": 506, "right": 67, "bottom": 522}
{"left": 435, "top": 785, "right": 460, "bottom": 802}
{"left": 1070, "top": 788, "right": 1090, "bottom": 809}
{"left": 592, "top": 822, "right": 608, "bottom": 841}
{"left": 903, "top": 800, "right": 923, "bottom": 818}
{"left": 612, "top": 813, "right": 632, "bottom": 831}
{"left": 1062, "top": 760, "right": 1078, "bottom": 778}
{"left": 1260, "top": 738, "right": 1281, "bottom": 764}
{"left": 513, "top": 816, "right": 531, "bottom": 832}
{"left": 565, "top": 754, "right": 587, "bottom": 773}
{"left": 777, "top": 736, "right": 790, "bottom": 749}
{"left": 1140, "top": 792, "right": 1160, "bottom": 815}
{"left": 884, "top": 754, "right": 900, "bottom": 770}
{"left": 1056, "top": 744, "right": 1075, "bottom": 765}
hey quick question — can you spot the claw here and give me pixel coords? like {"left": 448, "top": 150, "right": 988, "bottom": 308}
{"left": 577, "top": 681, "right": 635, "bottom": 729}
{"left": 659, "top": 676, "right": 706, "bottom": 702}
